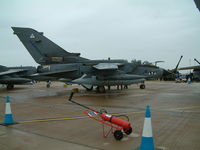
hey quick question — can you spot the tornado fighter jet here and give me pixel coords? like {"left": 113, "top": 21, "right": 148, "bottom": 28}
{"left": 0, "top": 65, "right": 36, "bottom": 89}
{"left": 12, "top": 27, "right": 163, "bottom": 92}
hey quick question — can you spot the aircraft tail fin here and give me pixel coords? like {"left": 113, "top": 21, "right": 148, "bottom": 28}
{"left": 173, "top": 55, "right": 183, "bottom": 73}
{"left": 0, "top": 65, "right": 8, "bottom": 72}
{"left": 12, "top": 27, "right": 86, "bottom": 64}
{"left": 194, "top": 58, "right": 200, "bottom": 65}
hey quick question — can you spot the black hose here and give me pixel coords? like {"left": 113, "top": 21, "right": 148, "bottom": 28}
{"left": 68, "top": 92, "right": 99, "bottom": 112}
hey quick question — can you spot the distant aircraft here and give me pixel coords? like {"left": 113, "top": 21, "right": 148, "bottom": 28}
{"left": 178, "top": 58, "right": 200, "bottom": 81}
{"left": 12, "top": 27, "right": 163, "bottom": 92}
{"left": 160, "top": 56, "right": 183, "bottom": 81}
{"left": 0, "top": 65, "right": 36, "bottom": 89}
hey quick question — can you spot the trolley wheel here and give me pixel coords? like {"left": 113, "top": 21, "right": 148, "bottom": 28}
{"left": 114, "top": 130, "right": 123, "bottom": 140}
{"left": 124, "top": 127, "right": 132, "bottom": 135}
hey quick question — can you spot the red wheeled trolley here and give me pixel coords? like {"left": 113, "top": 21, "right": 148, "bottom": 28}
{"left": 68, "top": 89, "right": 133, "bottom": 140}
{"left": 83, "top": 109, "right": 132, "bottom": 140}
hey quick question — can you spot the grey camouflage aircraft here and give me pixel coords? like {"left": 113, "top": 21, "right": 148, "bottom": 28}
{"left": 178, "top": 58, "right": 200, "bottom": 81}
{"left": 0, "top": 65, "right": 36, "bottom": 89}
{"left": 160, "top": 55, "right": 183, "bottom": 81}
{"left": 12, "top": 27, "right": 163, "bottom": 92}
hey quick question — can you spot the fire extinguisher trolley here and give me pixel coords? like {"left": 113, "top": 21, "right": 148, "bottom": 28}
{"left": 68, "top": 88, "right": 133, "bottom": 140}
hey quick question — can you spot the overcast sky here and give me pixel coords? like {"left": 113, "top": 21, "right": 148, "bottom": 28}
{"left": 0, "top": 0, "right": 200, "bottom": 72}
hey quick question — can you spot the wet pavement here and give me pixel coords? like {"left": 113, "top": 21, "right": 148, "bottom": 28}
{"left": 0, "top": 81, "right": 200, "bottom": 150}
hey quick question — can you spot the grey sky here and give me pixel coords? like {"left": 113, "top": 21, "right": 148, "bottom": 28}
{"left": 0, "top": 0, "right": 200, "bottom": 72}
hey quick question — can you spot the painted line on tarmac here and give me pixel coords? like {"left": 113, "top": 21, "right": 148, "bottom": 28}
{"left": 16, "top": 110, "right": 146, "bottom": 124}
{"left": 163, "top": 106, "right": 200, "bottom": 111}
{"left": 112, "top": 111, "right": 145, "bottom": 116}
{"left": 0, "top": 96, "right": 6, "bottom": 99}
{"left": 113, "top": 106, "right": 200, "bottom": 116}
{"left": 1, "top": 106, "right": 199, "bottom": 124}
{"left": 17, "top": 116, "right": 88, "bottom": 123}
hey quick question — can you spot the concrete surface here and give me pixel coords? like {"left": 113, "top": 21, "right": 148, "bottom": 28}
{"left": 0, "top": 81, "right": 199, "bottom": 150}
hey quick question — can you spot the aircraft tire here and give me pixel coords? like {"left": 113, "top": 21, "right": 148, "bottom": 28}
{"left": 124, "top": 127, "right": 132, "bottom": 135}
{"left": 46, "top": 84, "right": 50, "bottom": 88}
{"left": 97, "top": 86, "right": 105, "bottom": 93}
{"left": 124, "top": 85, "right": 128, "bottom": 89}
{"left": 140, "top": 84, "right": 145, "bottom": 89}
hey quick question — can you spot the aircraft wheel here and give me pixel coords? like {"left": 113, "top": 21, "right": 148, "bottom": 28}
{"left": 114, "top": 130, "right": 123, "bottom": 140}
{"left": 46, "top": 81, "right": 51, "bottom": 88}
{"left": 140, "top": 84, "right": 145, "bottom": 89}
{"left": 97, "top": 86, "right": 105, "bottom": 93}
{"left": 124, "top": 85, "right": 128, "bottom": 89}
{"left": 7, "top": 84, "right": 14, "bottom": 90}
{"left": 46, "top": 84, "right": 50, "bottom": 88}
{"left": 124, "top": 127, "right": 132, "bottom": 135}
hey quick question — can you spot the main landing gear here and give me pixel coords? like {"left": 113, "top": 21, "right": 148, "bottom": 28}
{"left": 96, "top": 86, "right": 106, "bottom": 93}
{"left": 7, "top": 84, "right": 14, "bottom": 90}
{"left": 88, "top": 85, "right": 129, "bottom": 93}
{"left": 117, "top": 85, "right": 128, "bottom": 90}
{"left": 46, "top": 81, "right": 51, "bottom": 88}
{"left": 84, "top": 86, "right": 106, "bottom": 93}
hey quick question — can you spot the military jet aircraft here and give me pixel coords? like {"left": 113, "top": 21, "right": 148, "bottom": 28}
{"left": 12, "top": 27, "right": 163, "bottom": 92}
{"left": 0, "top": 65, "right": 36, "bottom": 89}
{"left": 178, "top": 58, "right": 200, "bottom": 81}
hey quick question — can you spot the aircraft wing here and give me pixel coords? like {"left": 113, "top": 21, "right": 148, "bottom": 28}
{"left": 178, "top": 66, "right": 200, "bottom": 70}
{"left": 0, "top": 69, "right": 28, "bottom": 76}
{"left": 93, "top": 63, "right": 122, "bottom": 70}
{"left": 31, "top": 69, "right": 78, "bottom": 77}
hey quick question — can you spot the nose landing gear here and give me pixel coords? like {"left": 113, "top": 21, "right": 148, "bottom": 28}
{"left": 46, "top": 81, "right": 51, "bottom": 88}
{"left": 140, "top": 84, "right": 145, "bottom": 89}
